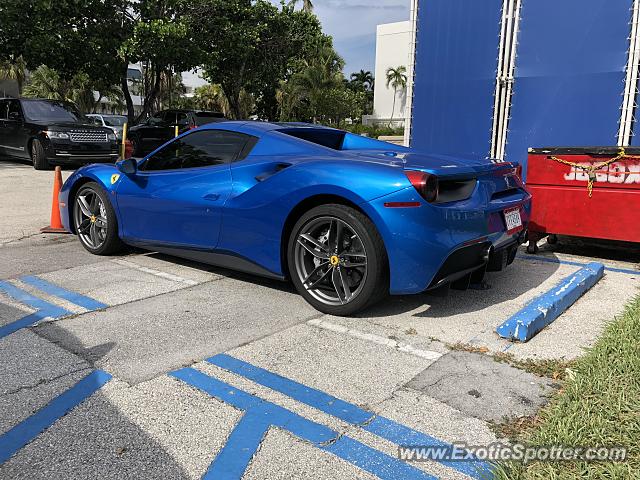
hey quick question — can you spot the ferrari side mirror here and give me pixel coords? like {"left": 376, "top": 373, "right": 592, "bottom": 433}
{"left": 117, "top": 157, "right": 137, "bottom": 175}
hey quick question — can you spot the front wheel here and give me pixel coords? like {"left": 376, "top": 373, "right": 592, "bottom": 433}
{"left": 73, "top": 182, "right": 125, "bottom": 255}
{"left": 287, "top": 204, "right": 388, "bottom": 316}
{"left": 31, "top": 139, "right": 51, "bottom": 170}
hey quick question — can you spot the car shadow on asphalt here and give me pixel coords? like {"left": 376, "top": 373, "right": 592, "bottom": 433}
{"left": 121, "top": 237, "right": 637, "bottom": 320}
{"left": 535, "top": 236, "right": 640, "bottom": 264}
{"left": 143, "top": 248, "right": 562, "bottom": 319}
{"left": 366, "top": 257, "right": 561, "bottom": 318}
{"left": 145, "top": 251, "right": 298, "bottom": 294}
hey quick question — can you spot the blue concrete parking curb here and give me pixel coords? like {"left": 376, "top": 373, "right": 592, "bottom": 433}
{"left": 496, "top": 262, "right": 605, "bottom": 342}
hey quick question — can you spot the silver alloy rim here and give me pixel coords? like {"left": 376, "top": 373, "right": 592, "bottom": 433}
{"left": 294, "top": 216, "right": 367, "bottom": 306}
{"left": 74, "top": 189, "right": 108, "bottom": 250}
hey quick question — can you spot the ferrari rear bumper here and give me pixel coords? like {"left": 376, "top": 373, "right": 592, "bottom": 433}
{"left": 425, "top": 231, "right": 525, "bottom": 291}
{"left": 363, "top": 185, "right": 531, "bottom": 295}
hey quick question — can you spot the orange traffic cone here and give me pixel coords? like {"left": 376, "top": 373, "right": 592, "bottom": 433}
{"left": 41, "top": 166, "right": 69, "bottom": 234}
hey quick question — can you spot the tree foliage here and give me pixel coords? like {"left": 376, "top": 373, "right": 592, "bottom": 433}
{"left": 349, "top": 70, "right": 374, "bottom": 92}
{"left": 22, "top": 65, "right": 122, "bottom": 113}
{"left": 276, "top": 46, "right": 372, "bottom": 125}
{"left": 385, "top": 65, "right": 407, "bottom": 126}
{"left": 0, "top": 0, "right": 347, "bottom": 123}
{"left": 186, "top": 0, "right": 329, "bottom": 119}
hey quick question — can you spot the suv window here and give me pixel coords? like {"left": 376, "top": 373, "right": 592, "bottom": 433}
{"left": 0, "top": 100, "right": 8, "bottom": 120}
{"left": 21, "top": 100, "right": 80, "bottom": 122}
{"left": 194, "top": 112, "right": 225, "bottom": 126}
{"left": 176, "top": 112, "right": 189, "bottom": 127}
{"left": 162, "top": 111, "right": 177, "bottom": 125}
{"left": 8, "top": 100, "right": 22, "bottom": 120}
{"left": 147, "top": 113, "right": 165, "bottom": 126}
{"left": 141, "top": 130, "right": 254, "bottom": 171}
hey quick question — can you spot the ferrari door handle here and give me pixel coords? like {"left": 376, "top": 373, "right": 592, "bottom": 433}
{"left": 203, "top": 193, "right": 220, "bottom": 201}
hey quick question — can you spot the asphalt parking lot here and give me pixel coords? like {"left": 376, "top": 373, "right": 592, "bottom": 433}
{"left": 1, "top": 160, "right": 639, "bottom": 479}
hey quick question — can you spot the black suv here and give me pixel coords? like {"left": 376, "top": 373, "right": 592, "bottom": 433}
{"left": 128, "top": 109, "right": 225, "bottom": 156}
{"left": 0, "top": 98, "right": 119, "bottom": 170}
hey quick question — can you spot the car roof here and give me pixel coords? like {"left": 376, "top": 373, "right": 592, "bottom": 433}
{"left": 198, "top": 120, "right": 334, "bottom": 133}
{"left": 162, "top": 109, "right": 223, "bottom": 114}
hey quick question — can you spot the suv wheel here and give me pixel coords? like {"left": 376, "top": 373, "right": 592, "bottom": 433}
{"left": 31, "top": 139, "right": 51, "bottom": 170}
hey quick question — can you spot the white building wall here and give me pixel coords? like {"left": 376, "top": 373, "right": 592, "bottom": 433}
{"left": 370, "top": 20, "right": 412, "bottom": 125}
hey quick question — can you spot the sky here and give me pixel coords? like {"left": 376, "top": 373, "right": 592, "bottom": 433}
{"left": 310, "top": 0, "right": 410, "bottom": 74}
{"left": 183, "top": 0, "right": 411, "bottom": 88}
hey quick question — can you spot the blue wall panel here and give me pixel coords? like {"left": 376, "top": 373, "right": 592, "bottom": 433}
{"left": 410, "top": 0, "right": 503, "bottom": 157}
{"left": 506, "top": 0, "right": 631, "bottom": 167}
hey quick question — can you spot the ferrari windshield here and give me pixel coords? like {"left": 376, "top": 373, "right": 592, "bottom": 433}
{"left": 22, "top": 100, "right": 84, "bottom": 122}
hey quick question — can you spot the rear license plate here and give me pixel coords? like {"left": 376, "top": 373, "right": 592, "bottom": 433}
{"left": 504, "top": 207, "right": 523, "bottom": 234}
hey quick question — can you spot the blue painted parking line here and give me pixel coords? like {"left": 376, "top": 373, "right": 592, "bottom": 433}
{"left": 517, "top": 254, "right": 638, "bottom": 276}
{"left": 497, "top": 262, "right": 605, "bottom": 342}
{"left": 171, "top": 367, "right": 440, "bottom": 480}
{"left": 0, "top": 281, "right": 71, "bottom": 339}
{"left": 207, "top": 354, "right": 492, "bottom": 479}
{"left": 20, "top": 275, "right": 108, "bottom": 311}
{"left": 0, "top": 370, "right": 112, "bottom": 464}
{"left": 0, "top": 277, "right": 107, "bottom": 339}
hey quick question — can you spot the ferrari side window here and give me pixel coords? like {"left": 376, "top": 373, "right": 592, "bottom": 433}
{"left": 141, "top": 130, "right": 253, "bottom": 171}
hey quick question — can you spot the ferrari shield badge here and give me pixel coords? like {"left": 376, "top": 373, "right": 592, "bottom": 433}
{"left": 111, "top": 174, "right": 120, "bottom": 185}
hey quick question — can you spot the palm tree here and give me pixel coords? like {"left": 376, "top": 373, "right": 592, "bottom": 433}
{"left": 288, "top": 0, "right": 314, "bottom": 13}
{"left": 293, "top": 47, "right": 344, "bottom": 123}
{"left": 22, "top": 65, "right": 106, "bottom": 113}
{"left": 194, "top": 84, "right": 230, "bottom": 116}
{"left": 350, "top": 70, "right": 374, "bottom": 91}
{"left": 22, "top": 65, "right": 65, "bottom": 100}
{"left": 0, "top": 56, "right": 26, "bottom": 94}
{"left": 276, "top": 79, "right": 305, "bottom": 121}
{"left": 385, "top": 65, "right": 407, "bottom": 127}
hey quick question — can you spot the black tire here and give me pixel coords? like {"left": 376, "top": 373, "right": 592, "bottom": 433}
{"left": 546, "top": 234, "right": 558, "bottom": 245}
{"left": 287, "top": 204, "right": 388, "bottom": 316}
{"left": 526, "top": 242, "right": 539, "bottom": 254}
{"left": 31, "top": 139, "right": 51, "bottom": 170}
{"left": 73, "top": 182, "right": 125, "bottom": 255}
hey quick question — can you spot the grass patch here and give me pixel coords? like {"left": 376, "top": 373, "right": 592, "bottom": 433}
{"left": 447, "top": 342, "right": 575, "bottom": 380}
{"left": 493, "top": 353, "right": 575, "bottom": 381}
{"left": 489, "top": 415, "right": 542, "bottom": 442}
{"left": 493, "top": 294, "right": 640, "bottom": 479}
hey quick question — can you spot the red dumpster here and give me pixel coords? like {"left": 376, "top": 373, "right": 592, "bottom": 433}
{"left": 525, "top": 146, "right": 640, "bottom": 253}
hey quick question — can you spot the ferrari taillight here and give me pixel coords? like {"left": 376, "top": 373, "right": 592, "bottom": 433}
{"left": 405, "top": 170, "right": 439, "bottom": 203}
{"left": 515, "top": 164, "right": 523, "bottom": 181}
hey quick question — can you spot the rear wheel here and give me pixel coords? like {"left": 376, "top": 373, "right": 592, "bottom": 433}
{"left": 73, "top": 182, "right": 125, "bottom": 255}
{"left": 31, "top": 139, "right": 50, "bottom": 170}
{"left": 288, "top": 204, "right": 388, "bottom": 316}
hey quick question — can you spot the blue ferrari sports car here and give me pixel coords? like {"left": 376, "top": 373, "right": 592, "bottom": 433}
{"left": 59, "top": 121, "right": 531, "bottom": 315}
